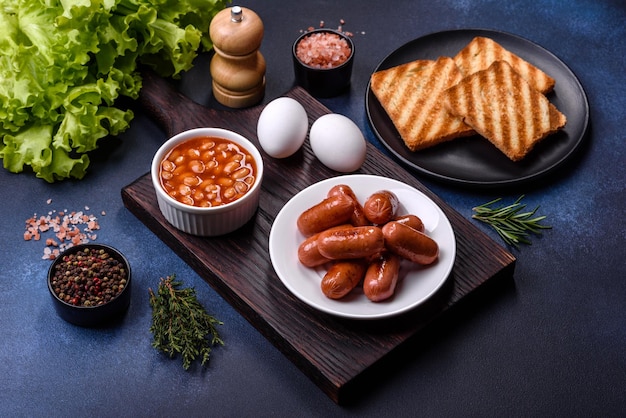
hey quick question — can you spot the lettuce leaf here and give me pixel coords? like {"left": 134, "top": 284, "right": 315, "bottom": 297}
{"left": 0, "top": 0, "right": 229, "bottom": 182}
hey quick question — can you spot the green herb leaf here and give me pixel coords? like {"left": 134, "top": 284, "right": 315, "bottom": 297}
{"left": 472, "top": 195, "right": 551, "bottom": 249}
{"left": 149, "top": 275, "right": 224, "bottom": 370}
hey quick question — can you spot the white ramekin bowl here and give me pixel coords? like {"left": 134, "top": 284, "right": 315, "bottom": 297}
{"left": 151, "top": 127, "right": 264, "bottom": 236}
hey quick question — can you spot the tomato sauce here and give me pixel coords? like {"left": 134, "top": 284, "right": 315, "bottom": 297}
{"left": 159, "top": 136, "right": 257, "bottom": 207}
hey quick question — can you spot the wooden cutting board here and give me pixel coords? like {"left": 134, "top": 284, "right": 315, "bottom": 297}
{"left": 121, "top": 70, "right": 516, "bottom": 404}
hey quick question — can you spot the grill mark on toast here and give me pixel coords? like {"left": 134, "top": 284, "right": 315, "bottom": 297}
{"left": 490, "top": 64, "right": 505, "bottom": 148}
{"left": 454, "top": 37, "right": 555, "bottom": 94}
{"left": 422, "top": 59, "right": 460, "bottom": 140}
{"left": 501, "top": 61, "right": 518, "bottom": 154}
{"left": 406, "top": 62, "right": 436, "bottom": 135}
{"left": 370, "top": 57, "right": 475, "bottom": 151}
{"left": 443, "top": 60, "right": 566, "bottom": 161}
{"left": 469, "top": 71, "right": 487, "bottom": 133}
{"left": 521, "top": 70, "right": 534, "bottom": 146}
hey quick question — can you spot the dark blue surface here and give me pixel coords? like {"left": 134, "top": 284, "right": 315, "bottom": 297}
{"left": 2, "top": 0, "right": 625, "bottom": 416}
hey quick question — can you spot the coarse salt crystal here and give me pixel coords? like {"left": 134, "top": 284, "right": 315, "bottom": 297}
{"left": 296, "top": 32, "right": 351, "bottom": 69}
{"left": 24, "top": 205, "right": 103, "bottom": 260}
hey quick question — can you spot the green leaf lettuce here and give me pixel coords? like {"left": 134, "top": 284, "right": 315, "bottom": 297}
{"left": 0, "top": 0, "right": 229, "bottom": 182}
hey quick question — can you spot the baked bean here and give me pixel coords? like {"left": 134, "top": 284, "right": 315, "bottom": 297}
{"left": 193, "top": 191, "right": 205, "bottom": 201}
{"left": 183, "top": 175, "right": 201, "bottom": 187}
{"left": 234, "top": 181, "right": 248, "bottom": 194}
{"left": 161, "top": 160, "right": 175, "bottom": 172}
{"left": 159, "top": 136, "right": 257, "bottom": 207}
{"left": 223, "top": 161, "right": 240, "bottom": 174}
{"left": 187, "top": 148, "right": 200, "bottom": 158}
{"left": 200, "top": 141, "right": 215, "bottom": 151}
{"left": 189, "top": 160, "right": 205, "bottom": 174}
{"left": 217, "top": 177, "right": 234, "bottom": 187}
{"left": 223, "top": 187, "right": 237, "bottom": 200}
{"left": 178, "top": 184, "right": 192, "bottom": 196}
{"left": 232, "top": 167, "right": 250, "bottom": 180}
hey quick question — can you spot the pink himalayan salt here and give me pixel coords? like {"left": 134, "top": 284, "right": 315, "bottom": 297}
{"left": 296, "top": 32, "right": 351, "bottom": 69}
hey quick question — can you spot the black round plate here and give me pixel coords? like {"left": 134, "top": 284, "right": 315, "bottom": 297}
{"left": 366, "top": 29, "right": 589, "bottom": 187}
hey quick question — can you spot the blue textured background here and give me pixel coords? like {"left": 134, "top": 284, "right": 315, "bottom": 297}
{"left": 1, "top": 0, "right": 624, "bottom": 416}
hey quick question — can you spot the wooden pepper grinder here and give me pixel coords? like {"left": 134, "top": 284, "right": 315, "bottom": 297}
{"left": 209, "top": 6, "right": 266, "bottom": 108}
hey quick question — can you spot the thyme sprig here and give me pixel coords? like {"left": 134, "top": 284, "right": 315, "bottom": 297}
{"left": 472, "top": 195, "right": 551, "bottom": 248}
{"left": 149, "top": 275, "right": 224, "bottom": 370}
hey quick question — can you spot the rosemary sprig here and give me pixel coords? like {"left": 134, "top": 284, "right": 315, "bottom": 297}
{"left": 149, "top": 275, "right": 224, "bottom": 370}
{"left": 472, "top": 195, "right": 551, "bottom": 248}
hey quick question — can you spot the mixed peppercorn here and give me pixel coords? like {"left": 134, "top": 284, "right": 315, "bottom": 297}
{"left": 50, "top": 247, "right": 128, "bottom": 307}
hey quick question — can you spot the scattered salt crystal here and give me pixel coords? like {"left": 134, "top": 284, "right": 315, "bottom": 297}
{"left": 24, "top": 204, "right": 104, "bottom": 260}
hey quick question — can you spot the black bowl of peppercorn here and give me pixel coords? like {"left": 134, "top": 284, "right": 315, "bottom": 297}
{"left": 47, "top": 244, "right": 132, "bottom": 327}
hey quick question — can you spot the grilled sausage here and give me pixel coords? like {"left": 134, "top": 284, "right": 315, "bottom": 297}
{"left": 321, "top": 259, "right": 367, "bottom": 299}
{"left": 317, "top": 226, "right": 385, "bottom": 260}
{"left": 382, "top": 221, "right": 439, "bottom": 265}
{"left": 327, "top": 184, "right": 370, "bottom": 226}
{"left": 363, "top": 251, "right": 402, "bottom": 302}
{"left": 393, "top": 214, "right": 424, "bottom": 233}
{"left": 297, "top": 224, "right": 352, "bottom": 267}
{"left": 363, "top": 190, "right": 399, "bottom": 224}
{"left": 297, "top": 194, "right": 354, "bottom": 236}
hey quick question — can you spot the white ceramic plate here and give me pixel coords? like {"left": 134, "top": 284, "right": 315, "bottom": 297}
{"left": 269, "top": 174, "right": 456, "bottom": 320}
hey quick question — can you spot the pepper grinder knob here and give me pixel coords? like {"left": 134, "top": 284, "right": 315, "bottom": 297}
{"left": 209, "top": 6, "right": 266, "bottom": 108}
{"left": 230, "top": 5, "right": 243, "bottom": 22}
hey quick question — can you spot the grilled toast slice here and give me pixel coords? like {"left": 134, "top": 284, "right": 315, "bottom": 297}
{"left": 453, "top": 36, "right": 555, "bottom": 94}
{"left": 370, "top": 56, "right": 475, "bottom": 151}
{"left": 443, "top": 60, "right": 566, "bottom": 161}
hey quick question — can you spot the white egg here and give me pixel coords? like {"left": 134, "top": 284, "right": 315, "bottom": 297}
{"left": 257, "top": 97, "right": 309, "bottom": 158}
{"left": 309, "top": 114, "right": 367, "bottom": 172}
